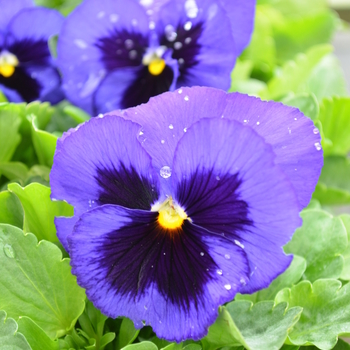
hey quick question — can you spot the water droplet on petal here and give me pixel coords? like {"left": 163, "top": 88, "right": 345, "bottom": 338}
{"left": 243, "top": 119, "right": 248, "bottom": 123}
{"left": 129, "top": 50, "right": 138, "bottom": 60}
{"left": 184, "top": 127, "right": 187, "bottom": 132}
{"left": 184, "top": 21, "right": 192, "bottom": 30}
{"left": 216, "top": 176, "right": 220, "bottom": 181}
{"left": 216, "top": 269, "right": 223, "bottom": 276}
{"left": 161, "top": 139, "right": 165, "bottom": 144}
{"left": 4, "top": 244, "right": 15, "bottom": 259}
{"left": 144, "top": 305, "right": 148, "bottom": 310}
{"left": 178, "top": 89, "right": 182, "bottom": 94}
{"left": 234, "top": 240, "right": 245, "bottom": 249}
{"left": 110, "top": 14, "right": 119, "bottom": 23}
{"left": 184, "top": 96, "right": 189, "bottom": 101}
{"left": 256, "top": 121, "right": 260, "bottom": 125}
{"left": 132, "top": 19, "right": 138, "bottom": 26}
{"left": 224, "top": 284, "right": 231, "bottom": 290}
{"left": 169, "top": 124, "right": 174, "bottom": 129}
{"left": 225, "top": 254, "right": 230, "bottom": 260}
{"left": 174, "top": 42, "right": 183, "bottom": 50}
{"left": 294, "top": 117, "right": 298, "bottom": 121}
{"left": 165, "top": 24, "right": 177, "bottom": 41}
{"left": 200, "top": 252, "right": 204, "bottom": 256}
{"left": 185, "top": 37, "right": 192, "bottom": 44}
{"left": 313, "top": 128, "right": 319, "bottom": 135}
{"left": 160, "top": 166, "right": 172, "bottom": 179}
{"left": 149, "top": 21, "right": 156, "bottom": 30}
{"left": 178, "top": 58, "right": 185, "bottom": 65}
{"left": 314, "top": 142, "right": 322, "bottom": 151}
{"left": 97, "top": 11, "right": 105, "bottom": 19}
{"left": 240, "top": 278, "right": 246, "bottom": 285}
{"left": 163, "top": 252, "right": 166, "bottom": 255}
{"left": 125, "top": 39, "right": 134, "bottom": 49}
{"left": 74, "top": 39, "right": 88, "bottom": 49}
{"left": 185, "top": 0, "right": 199, "bottom": 18}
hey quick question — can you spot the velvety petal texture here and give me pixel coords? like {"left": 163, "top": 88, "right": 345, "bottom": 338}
{"left": 0, "top": 3, "right": 64, "bottom": 103}
{"left": 57, "top": 0, "right": 254, "bottom": 114}
{"left": 51, "top": 87, "right": 323, "bottom": 341}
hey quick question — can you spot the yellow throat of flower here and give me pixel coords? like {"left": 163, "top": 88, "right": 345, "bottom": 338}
{"left": 148, "top": 58, "right": 166, "bottom": 76}
{"left": 155, "top": 197, "right": 188, "bottom": 230}
{"left": 0, "top": 51, "right": 19, "bottom": 78}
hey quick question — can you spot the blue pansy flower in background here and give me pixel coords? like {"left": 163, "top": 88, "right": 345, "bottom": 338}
{"left": 0, "top": 0, "right": 64, "bottom": 103}
{"left": 51, "top": 87, "right": 323, "bottom": 341}
{"left": 57, "top": 0, "right": 255, "bottom": 115}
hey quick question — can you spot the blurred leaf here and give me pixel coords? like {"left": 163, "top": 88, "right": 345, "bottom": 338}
{"left": 18, "top": 317, "right": 59, "bottom": 350}
{"left": 0, "top": 224, "right": 85, "bottom": 339}
{"left": 34, "top": 0, "right": 83, "bottom": 15}
{"left": 318, "top": 98, "right": 350, "bottom": 156}
{"left": 281, "top": 93, "right": 319, "bottom": 120}
{"left": 284, "top": 209, "right": 347, "bottom": 281}
{"left": 236, "top": 255, "right": 306, "bottom": 303}
{"left": 117, "top": 317, "right": 140, "bottom": 350}
{"left": 0, "top": 191, "right": 23, "bottom": 228}
{"left": 8, "top": 182, "right": 73, "bottom": 242}
{"left": 261, "top": 44, "right": 332, "bottom": 100}
{"left": 241, "top": 6, "right": 277, "bottom": 76}
{"left": 0, "top": 90, "right": 8, "bottom": 102}
{"left": 122, "top": 341, "right": 158, "bottom": 350}
{"left": 64, "top": 105, "right": 91, "bottom": 124}
{"left": 313, "top": 156, "right": 350, "bottom": 205}
{"left": 0, "top": 162, "right": 28, "bottom": 182}
{"left": 274, "top": 11, "right": 338, "bottom": 62}
{"left": 0, "top": 310, "right": 31, "bottom": 349}
{"left": 0, "top": 103, "right": 22, "bottom": 162}
{"left": 307, "top": 55, "right": 348, "bottom": 101}
{"left": 275, "top": 280, "right": 350, "bottom": 349}
{"left": 29, "top": 114, "right": 58, "bottom": 167}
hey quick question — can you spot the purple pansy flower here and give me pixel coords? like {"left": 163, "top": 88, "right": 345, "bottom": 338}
{"left": 51, "top": 87, "right": 323, "bottom": 341}
{"left": 57, "top": 0, "right": 255, "bottom": 115}
{"left": 0, "top": 0, "right": 64, "bottom": 103}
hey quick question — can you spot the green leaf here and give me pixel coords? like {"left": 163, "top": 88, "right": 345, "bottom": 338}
{"left": 183, "top": 345, "right": 202, "bottom": 350}
{"left": 0, "top": 310, "right": 31, "bottom": 349}
{"left": 281, "top": 93, "right": 319, "bottom": 120}
{"left": 313, "top": 156, "right": 350, "bottom": 205}
{"left": 33, "top": 0, "right": 83, "bottom": 16}
{"left": 122, "top": 341, "right": 158, "bottom": 350}
{"left": 202, "top": 307, "right": 241, "bottom": 350}
{"left": 340, "top": 215, "right": 350, "bottom": 280}
{"left": 318, "top": 98, "right": 350, "bottom": 156}
{"left": 236, "top": 255, "right": 306, "bottom": 302}
{"left": 274, "top": 11, "right": 338, "bottom": 62}
{"left": 0, "top": 191, "right": 24, "bottom": 228}
{"left": 8, "top": 182, "right": 73, "bottom": 242}
{"left": 275, "top": 280, "right": 350, "bottom": 349}
{"left": 306, "top": 55, "right": 348, "bottom": 101}
{"left": 262, "top": 44, "right": 332, "bottom": 100}
{"left": 29, "top": 114, "right": 58, "bottom": 167}
{"left": 0, "top": 103, "right": 22, "bottom": 162}
{"left": 0, "top": 90, "right": 8, "bottom": 102}
{"left": 117, "top": 317, "right": 140, "bottom": 350}
{"left": 18, "top": 317, "right": 59, "bottom": 350}
{"left": 0, "top": 224, "right": 85, "bottom": 339}
{"left": 280, "top": 345, "right": 300, "bottom": 350}
{"left": 0, "top": 162, "right": 29, "bottom": 182}
{"left": 284, "top": 209, "right": 347, "bottom": 281}
{"left": 63, "top": 105, "right": 91, "bottom": 124}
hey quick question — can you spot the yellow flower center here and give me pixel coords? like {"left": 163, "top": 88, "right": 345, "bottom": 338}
{"left": 148, "top": 58, "right": 166, "bottom": 76}
{"left": 0, "top": 51, "right": 19, "bottom": 78}
{"left": 154, "top": 197, "right": 188, "bottom": 230}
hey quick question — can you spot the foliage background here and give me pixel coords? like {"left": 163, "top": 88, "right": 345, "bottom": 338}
{"left": 0, "top": 0, "right": 350, "bottom": 349}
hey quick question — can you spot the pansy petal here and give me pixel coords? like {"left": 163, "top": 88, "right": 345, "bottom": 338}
{"left": 172, "top": 118, "right": 301, "bottom": 293}
{"left": 8, "top": 7, "right": 63, "bottom": 42}
{"left": 57, "top": 0, "right": 150, "bottom": 114}
{"left": 119, "top": 87, "right": 227, "bottom": 172}
{"left": 50, "top": 115, "right": 160, "bottom": 249}
{"left": 223, "top": 92, "right": 323, "bottom": 209}
{"left": 120, "top": 87, "right": 322, "bottom": 210}
{"left": 157, "top": 0, "right": 235, "bottom": 89}
{"left": 69, "top": 204, "right": 249, "bottom": 341}
{"left": 95, "top": 59, "right": 177, "bottom": 112}
{"left": 218, "top": 0, "right": 255, "bottom": 55}
{"left": 54, "top": 217, "right": 77, "bottom": 252}
{"left": 0, "top": 0, "right": 33, "bottom": 32}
